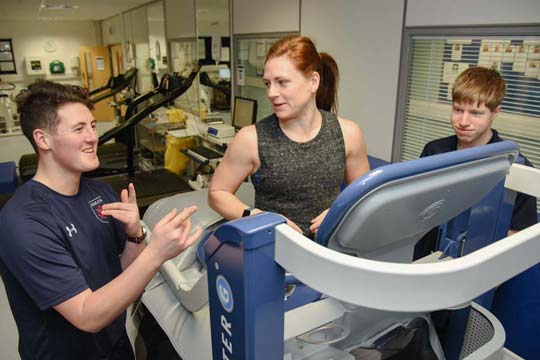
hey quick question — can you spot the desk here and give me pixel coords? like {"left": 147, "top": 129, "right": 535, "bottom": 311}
{"left": 167, "top": 115, "right": 235, "bottom": 147}
{"left": 201, "top": 133, "right": 234, "bottom": 146}
{"left": 206, "top": 111, "right": 231, "bottom": 124}
{"left": 165, "top": 116, "right": 237, "bottom": 190}
{"left": 167, "top": 128, "right": 199, "bottom": 138}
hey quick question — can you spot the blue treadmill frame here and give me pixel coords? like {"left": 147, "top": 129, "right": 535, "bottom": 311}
{"left": 204, "top": 141, "right": 519, "bottom": 360}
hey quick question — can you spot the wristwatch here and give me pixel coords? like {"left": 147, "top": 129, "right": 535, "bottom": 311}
{"left": 127, "top": 226, "right": 146, "bottom": 244}
{"left": 241, "top": 207, "right": 254, "bottom": 217}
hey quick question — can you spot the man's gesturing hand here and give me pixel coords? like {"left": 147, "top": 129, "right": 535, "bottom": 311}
{"left": 101, "top": 183, "right": 141, "bottom": 238}
{"left": 147, "top": 206, "right": 203, "bottom": 262}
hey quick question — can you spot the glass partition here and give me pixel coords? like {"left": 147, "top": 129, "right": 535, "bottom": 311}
{"left": 123, "top": 6, "right": 152, "bottom": 93}
{"left": 147, "top": 1, "right": 168, "bottom": 83}
{"left": 168, "top": 39, "right": 200, "bottom": 113}
{"left": 233, "top": 33, "right": 296, "bottom": 121}
{"left": 196, "top": 0, "right": 231, "bottom": 122}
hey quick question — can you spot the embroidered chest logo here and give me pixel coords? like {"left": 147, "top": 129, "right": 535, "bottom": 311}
{"left": 65, "top": 223, "right": 77, "bottom": 237}
{"left": 89, "top": 196, "right": 110, "bottom": 223}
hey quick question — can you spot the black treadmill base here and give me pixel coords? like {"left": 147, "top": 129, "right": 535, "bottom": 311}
{"left": 95, "top": 169, "right": 192, "bottom": 208}
{"left": 19, "top": 142, "right": 129, "bottom": 182}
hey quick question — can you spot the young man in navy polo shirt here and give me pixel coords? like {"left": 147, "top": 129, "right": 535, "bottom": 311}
{"left": 417, "top": 66, "right": 538, "bottom": 359}
{"left": 420, "top": 66, "right": 537, "bottom": 241}
{"left": 0, "top": 80, "right": 202, "bottom": 359}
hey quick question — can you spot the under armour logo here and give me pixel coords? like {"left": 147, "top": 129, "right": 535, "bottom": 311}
{"left": 65, "top": 224, "right": 77, "bottom": 237}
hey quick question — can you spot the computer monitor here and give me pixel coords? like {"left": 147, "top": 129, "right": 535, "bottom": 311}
{"left": 219, "top": 68, "right": 231, "bottom": 80}
{"left": 232, "top": 97, "right": 257, "bottom": 130}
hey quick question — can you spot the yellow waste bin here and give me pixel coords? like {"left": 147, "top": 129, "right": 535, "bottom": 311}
{"left": 166, "top": 108, "right": 186, "bottom": 124}
{"left": 164, "top": 135, "right": 196, "bottom": 176}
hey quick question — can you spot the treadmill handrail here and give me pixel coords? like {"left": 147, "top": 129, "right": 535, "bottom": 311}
{"left": 98, "top": 68, "right": 199, "bottom": 146}
{"left": 123, "top": 89, "right": 158, "bottom": 124}
{"left": 276, "top": 222, "right": 540, "bottom": 312}
{"left": 200, "top": 72, "right": 231, "bottom": 97}
{"left": 88, "top": 84, "right": 109, "bottom": 97}
{"left": 274, "top": 164, "right": 540, "bottom": 312}
{"left": 89, "top": 68, "right": 138, "bottom": 102}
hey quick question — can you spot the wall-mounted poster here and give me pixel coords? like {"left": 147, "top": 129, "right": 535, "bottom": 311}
{"left": 513, "top": 44, "right": 528, "bottom": 72}
{"left": 95, "top": 56, "right": 105, "bottom": 71}
{"left": 442, "top": 61, "right": 469, "bottom": 84}
{"left": 502, "top": 43, "right": 515, "bottom": 63}
{"left": 451, "top": 43, "right": 462, "bottom": 61}
{"left": 478, "top": 40, "right": 505, "bottom": 68}
{"left": 525, "top": 60, "right": 539, "bottom": 78}
{"left": 524, "top": 40, "right": 540, "bottom": 61}
{"left": 0, "top": 38, "right": 16, "bottom": 74}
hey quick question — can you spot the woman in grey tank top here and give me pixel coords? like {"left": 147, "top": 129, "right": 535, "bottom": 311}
{"left": 208, "top": 36, "right": 370, "bottom": 238}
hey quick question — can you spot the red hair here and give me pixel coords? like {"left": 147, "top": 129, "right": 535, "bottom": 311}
{"left": 265, "top": 36, "right": 339, "bottom": 112}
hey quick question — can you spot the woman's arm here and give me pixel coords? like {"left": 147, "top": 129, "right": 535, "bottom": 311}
{"left": 339, "top": 117, "right": 370, "bottom": 185}
{"left": 208, "top": 126, "right": 260, "bottom": 219}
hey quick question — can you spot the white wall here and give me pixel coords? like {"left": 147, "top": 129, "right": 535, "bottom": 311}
{"left": 198, "top": 0, "right": 230, "bottom": 37}
{"left": 124, "top": 7, "right": 153, "bottom": 92}
{"left": 301, "top": 0, "right": 405, "bottom": 161}
{"left": 101, "top": 15, "right": 124, "bottom": 45}
{"left": 406, "top": 0, "right": 540, "bottom": 27}
{"left": 165, "top": 0, "right": 196, "bottom": 39}
{"left": 0, "top": 19, "right": 101, "bottom": 142}
{"left": 124, "top": 7, "right": 149, "bottom": 44}
{"left": 0, "top": 20, "right": 100, "bottom": 85}
{"left": 233, "top": 0, "right": 299, "bottom": 34}
{"left": 148, "top": 2, "right": 168, "bottom": 71}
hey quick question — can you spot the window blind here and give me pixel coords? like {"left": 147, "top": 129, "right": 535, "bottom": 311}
{"left": 400, "top": 35, "right": 540, "bottom": 212}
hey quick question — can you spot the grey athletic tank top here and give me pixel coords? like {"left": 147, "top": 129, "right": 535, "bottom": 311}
{"left": 251, "top": 110, "right": 346, "bottom": 237}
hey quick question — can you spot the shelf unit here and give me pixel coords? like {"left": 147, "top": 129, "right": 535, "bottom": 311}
{"left": 136, "top": 117, "right": 188, "bottom": 169}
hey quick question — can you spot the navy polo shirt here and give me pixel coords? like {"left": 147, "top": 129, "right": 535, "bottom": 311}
{"left": 0, "top": 177, "right": 129, "bottom": 359}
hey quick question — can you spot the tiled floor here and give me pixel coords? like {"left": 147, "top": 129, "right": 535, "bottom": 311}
{"left": 0, "top": 279, "right": 20, "bottom": 360}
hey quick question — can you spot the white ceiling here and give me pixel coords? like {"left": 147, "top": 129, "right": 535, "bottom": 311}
{"left": 0, "top": 0, "right": 152, "bottom": 21}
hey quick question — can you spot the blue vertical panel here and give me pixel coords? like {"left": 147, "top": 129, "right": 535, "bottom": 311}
{"left": 491, "top": 155, "right": 540, "bottom": 359}
{"left": 206, "top": 213, "right": 286, "bottom": 360}
{"left": 464, "top": 179, "right": 512, "bottom": 255}
{"left": 492, "top": 264, "right": 540, "bottom": 359}
{"left": 438, "top": 174, "right": 513, "bottom": 358}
